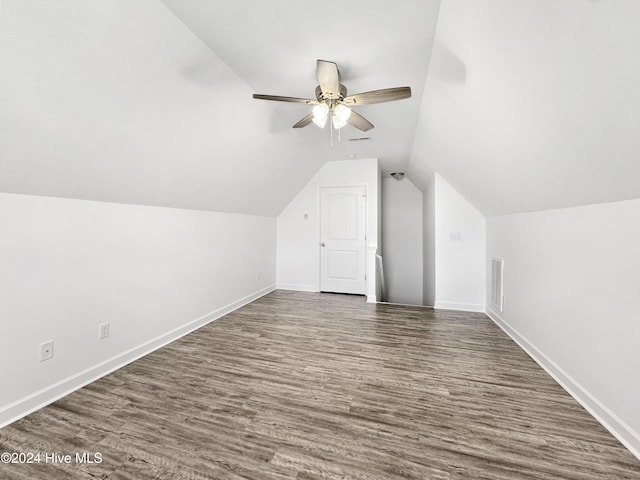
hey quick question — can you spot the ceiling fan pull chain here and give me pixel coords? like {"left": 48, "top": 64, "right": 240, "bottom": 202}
{"left": 330, "top": 115, "right": 334, "bottom": 147}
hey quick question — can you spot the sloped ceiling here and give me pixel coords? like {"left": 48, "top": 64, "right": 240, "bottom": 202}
{"left": 0, "top": 0, "right": 440, "bottom": 216}
{"left": 409, "top": 0, "right": 640, "bottom": 216}
{"left": 160, "top": 0, "right": 441, "bottom": 175}
{"left": 3, "top": 0, "right": 639, "bottom": 218}
{"left": 0, "top": 0, "right": 324, "bottom": 216}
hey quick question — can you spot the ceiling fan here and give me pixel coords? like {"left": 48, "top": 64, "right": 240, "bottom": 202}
{"left": 253, "top": 60, "right": 411, "bottom": 132}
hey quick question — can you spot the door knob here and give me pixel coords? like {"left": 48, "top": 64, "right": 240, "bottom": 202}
{"left": 321, "top": 242, "right": 326, "bottom": 247}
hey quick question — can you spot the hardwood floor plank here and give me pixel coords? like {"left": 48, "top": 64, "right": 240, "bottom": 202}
{"left": 1, "top": 290, "right": 639, "bottom": 479}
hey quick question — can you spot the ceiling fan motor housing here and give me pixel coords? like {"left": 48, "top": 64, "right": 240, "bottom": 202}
{"left": 316, "top": 84, "right": 347, "bottom": 104}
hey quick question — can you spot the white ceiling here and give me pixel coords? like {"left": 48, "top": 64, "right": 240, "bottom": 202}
{"left": 160, "top": 0, "right": 442, "bottom": 175}
{"left": 0, "top": 0, "right": 440, "bottom": 215}
{"left": 409, "top": 0, "right": 640, "bottom": 216}
{"left": 2, "top": 0, "right": 640, "bottom": 218}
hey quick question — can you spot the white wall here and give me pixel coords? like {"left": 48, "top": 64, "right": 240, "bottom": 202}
{"left": 0, "top": 192, "right": 276, "bottom": 426}
{"left": 277, "top": 159, "right": 380, "bottom": 301}
{"left": 486, "top": 199, "right": 640, "bottom": 458}
{"left": 434, "top": 173, "right": 486, "bottom": 312}
{"left": 381, "top": 177, "right": 423, "bottom": 305}
{"left": 422, "top": 174, "right": 436, "bottom": 307}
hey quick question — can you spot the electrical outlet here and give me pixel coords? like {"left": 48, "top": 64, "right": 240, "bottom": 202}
{"left": 99, "top": 322, "right": 109, "bottom": 340}
{"left": 40, "top": 341, "right": 54, "bottom": 362}
{"left": 449, "top": 232, "right": 462, "bottom": 241}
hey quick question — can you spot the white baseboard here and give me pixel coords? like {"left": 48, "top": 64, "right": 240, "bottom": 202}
{"left": 366, "top": 295, "right": 377, "bottom": 304}
{"left": 486, "top": 307, "right": 640, "bottom": 461}
{"left": 435, "top": 301, "right": 485, "bottom": 313}
{"left": 379, "top": 301, "right": 433, "bottom": 308}
{"left": 0, "top": 285, "right": 276, "bottom": 429}
{"left": 276, "top": 283, "right": 319, "bottom": 292}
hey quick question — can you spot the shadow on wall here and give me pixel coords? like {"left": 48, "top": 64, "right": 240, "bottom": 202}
{"left": 182, "top": 56, "right": 227, "bottom": 88}
{"left": 381, "top": 175, "right": 424, "bottom": 306}
{"left": 429, "top": 41, "right": 466, "bottom": 85}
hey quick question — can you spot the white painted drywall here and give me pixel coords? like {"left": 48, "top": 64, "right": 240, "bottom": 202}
{"left": 434, "top": 173, "right": 485, "bottom": 312}
{"left": 422, "top": 174, "right": 436, "bottom": 307}
{"left": 381, "top": 177, "right": 423, "bottom": 305}
{"left": 0, "top": 192, "right": 276, "bottom": 426}
{"left": 161, "top": 0, "right": 442, "bottom": 175}
{"left": 277, "top": 159, "right": 380, "bottom": 300}
{"left": 486, "top": 199, "right": 640, "bottom": 457}
{"left": 408, "top": 0, "right": 640, "bottom": 216}
{"left": 0, "top": 0, "right": 324, "bottom": 216}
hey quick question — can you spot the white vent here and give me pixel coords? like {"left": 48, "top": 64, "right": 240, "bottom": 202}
{"left": 491, "top": 257, "right": 504, "bottom": 312}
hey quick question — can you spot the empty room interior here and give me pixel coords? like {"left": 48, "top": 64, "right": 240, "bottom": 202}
{"left": 1, "top": 1, "right": 640, "bottom": 479}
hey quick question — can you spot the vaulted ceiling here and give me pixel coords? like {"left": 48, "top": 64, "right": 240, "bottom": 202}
{"left": 160, "top": 0, "right": 441, "bottom": 176}
{"left": 410, "top": 0, "right": 640, "bottom": 216}
{"left": 0, "top": 0, "right": 440, "bottom": 216}
{"left": 1, "top": 0, "right": 639, "bottom": 217}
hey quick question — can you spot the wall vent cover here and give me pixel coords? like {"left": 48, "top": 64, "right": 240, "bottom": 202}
{"left": 491, "top": 257, "right": 504, "bottom": 312}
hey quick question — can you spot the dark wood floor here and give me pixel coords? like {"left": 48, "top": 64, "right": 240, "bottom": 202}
{"left": 1, "top": 290, "right": 639, "bottom": 479}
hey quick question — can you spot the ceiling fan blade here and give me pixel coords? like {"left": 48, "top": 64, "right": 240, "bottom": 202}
{"left": 317, "top": 60, "right": 340, "bottom": 99}
{"left": 347, "top": 111, "right": 374, "bottom": 132}
{"left": 343, "top": 87, "right": 412, "bottom": 106}
{"left": 292, "top": 113, "right": 314, "bottom": 128}
{"left": 253, "top": 94, "right": 316, "bottom": 104}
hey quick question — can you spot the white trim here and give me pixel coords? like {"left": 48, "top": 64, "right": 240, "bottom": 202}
{"left": 486, "top": 307, "right": 640, "bottom": 461}
{"left": 366, "top": 244, "right": 378, "bottom": 303}
{"left": 0, "top": 285, "right": 276, "bottom": 428}
{"left": 276, "top": 283, "right": 319, "bottom": 292}
{"left": 490, "top": 257, "right": 504, "bottom": 312}
{"left": 379, "top": 301, "right": 433, "bottom": 309}
{"left": 319, "top": 186, "right": 368, "bottom": 296}
{"left": 435, "top": 301, "right": 485, "bottom": 313}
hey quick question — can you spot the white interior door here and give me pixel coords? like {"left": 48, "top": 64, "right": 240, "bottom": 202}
{"left": 320, "top": 186, "right": 366, "bottom": 295}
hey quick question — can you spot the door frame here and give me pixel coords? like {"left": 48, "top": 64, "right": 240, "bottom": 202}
{"left": 318, "top": 185, "right": 367, "bottom": 295}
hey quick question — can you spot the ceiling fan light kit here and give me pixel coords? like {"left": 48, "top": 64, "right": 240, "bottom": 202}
{"left": 312, "top": 103, "right": 329, "bottom": 128}
{"left": 253, "top": 59, "right": 412, "bottom": 135}
{"left": 332, "top": 104, "right": 352, "bottom": 129}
